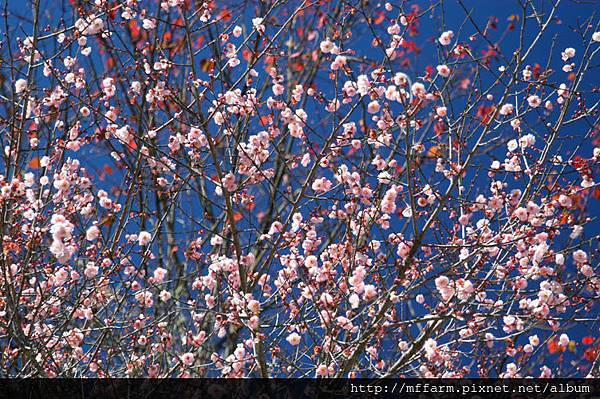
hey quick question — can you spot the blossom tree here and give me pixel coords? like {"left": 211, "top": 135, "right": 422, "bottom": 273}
{"left": 0, "top": 0, "right": 598, "bottom": 378}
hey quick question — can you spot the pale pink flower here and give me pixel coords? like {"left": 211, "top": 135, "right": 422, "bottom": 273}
{"left": 435, "top": 276, "right": 449, "bottom": 288}
{"left": 249, "top": 315, "right": 260, "bottom": 330}
{"left": 138, "top": 231, "right": 152, "bottom": 246}
{"left": 311, "top": 177, "right": 332, "bottom": 193}
{"left": 84, "top": 263, "right": 98, "bottom": 278}
{"left": 153, "top": 267, "right": 167, "bottom": 283}
{"left": 286, "top": 333, "right": 301, "bottom": 346}
{"left": 363, "top": 284, "right": 377, "bottom": 300}
{"left": 561, "top": 47, "right": 575, "bottom": 61}
{"left": 142, "top": 19, "right": 156, "bottom": 30}
{"left": 252, "top": 17, "right": 265, "bottom": 34}
{"left": 86, "top": 225, "right": 100, "bottom": 241}
{"left": 367, "top": 100, "right": 380, "bottom": 114}
{"left": 248, "top": 299, "right": 260, "bottom": 314}
{"left": 529, "top": 335, "right": 540, "bottom": 346}
{"left": 159, "top": 290, "right": 171, "bottom": 302}
{"left": 527, "top": 95, "right": 541, "bottom": 108}
{"left": 15, "top": 78, "right": 27, "bottom": 94}
{"left": 573, "top": 250, "right": 588, "bottom": 264}
{"left": 558, "top": 334, "right": 570, "bottom": 347}
{"left": 504, "top": 363, "right": 518, "bottom": 377}
{"left": 272, "top": 83, "right": 285, "bottom": 96}
{"left": 320, "top": 38, "right": 334, "bottom": 53}
{"left": 513, "top": 207, "right": 528, "bottom": 222}
{"left": 411, "top": 82, "right": 426, "bottom": 98}
{"left": 331, "top": 55, "right": 347, "bottom": 70}
{"left": 180, "top": 352, "right": 195, "bottom": 365}
{"left": 304, "top": 255, "right": 318, "bottom": 269}
{"left": 315, "top": 364, "right": 329, "bottom": 377}
{"left": 438, "top": 30, "right": 454, "bottom": 46}
{"left": 349, "top": 293, "right": 360, "bottom": 309}
{"left": 499, "top": 103, "right": 514, "bottom": 116}
{"left": 436, "top": 64, "right": 451, "bottom": 77}
{"left": 581, "top": 265, "right": 593, "bottom": 277}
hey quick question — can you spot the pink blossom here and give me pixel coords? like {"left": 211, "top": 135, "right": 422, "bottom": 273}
{"left": 331, "top": 55, "right": 347, "bottom": 70}
{"left": 367, "top": 100, "right": 380, "bottom": 114}
{"left": 435, "top": 276, "right": 449, "bottom": 288}
{"left": 436, "top": 64, "right": 451, "bottom": 77}
{"left": 438, "top": 30, "right": 454, "bottom": 46}
{"left": 86, "top": 225, "right": 100, "bottom": 241}
{"left": 84, "top": 262, "right": 98, "bottom": 278}
{"left": 499, "top": 103, "right": 514, "bottom": 116}
{"left": 248, "top": 299, "right": 260, "bottom": 314}
{"left": 312, "top": 177, "right": 332, "bottom": 193}
{"left": 315, "top": 364, "right": 329, "bottom": 377}
{"left": 159, "top": 290, "right": 171, "bottom": 302}
{"left": 286, "top": 333, "right": 301, "bottom": 346}
{"left": 15, "top": 78, "right": 27, "bottom": 94}
{"left": 180, "top": 352, "right": 195, "bottom": 366}
{"left": 153, "top": 267, "right": 167, "bottom": 283}
{"left": 561, "top": 47, "right": 575, "bottom": 61}
{"left": 272, "top": 83, "right": 285, "bottom": 96}
{"left": 363, "top": 284, "right": 377, "bottom": 300}
{"left": 529, "top": 335, "right": 540, "bottom": 346}
{"left": 252, "top": 18, "right": 265, "bottom": 34}
{"left": 142, "top": 19, "right": 156, "bottom": 30}
{"left": 558, "top": 334, "right": 570, "bottom": 347}
{"left": 249, "top": 315, "right": 260, "bottom": 330}
{"left": 573, "top": 250, "right": 587, "bottom": 264}
{"left": 558, "top": 194, "right": 572, "bottom": 208}
{"left": 513, "top": 207, "right": 528, "bottom": 222}
{"left": 411, "top": 82, "right": 426, "bottom": 98}
{"left": 304, "top": 255, "right": 318, "bottom": 269}
{"left": 138, "top": 231, "right": 152, "bottom": 246}
{"left": 320, "top": 39, "right": 334, "bottom": 53}
{"left": 527, "top": 95, "right": 541, "bottom": 108}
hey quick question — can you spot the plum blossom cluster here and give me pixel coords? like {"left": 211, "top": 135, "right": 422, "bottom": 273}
{"left": 0, "top": 0, "right": 597, "bottom": 378}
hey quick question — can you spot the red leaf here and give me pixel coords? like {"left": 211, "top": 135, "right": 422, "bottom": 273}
{"left": 128, "top": 21, "right": 141, "bottom": 41}
{"left": 28, "top": 157, "right": 40, "bottom": 169}
{"left": 584, "top": 347, "right": 598, "bottom": 362}
{"left": 476, "top": 105, "right": 496, "bottom": 125}
{"left": 218, "top": 9, "right": 232, "bottom": 22}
